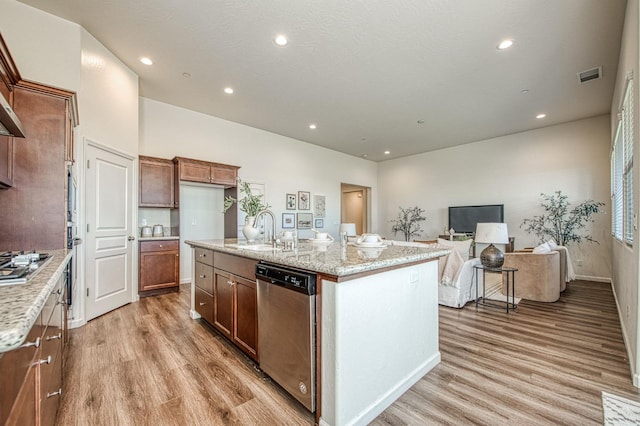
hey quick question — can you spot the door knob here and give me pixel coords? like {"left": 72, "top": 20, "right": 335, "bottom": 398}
{"left": 127, "top": 236, "right": 136, "bottom": 241}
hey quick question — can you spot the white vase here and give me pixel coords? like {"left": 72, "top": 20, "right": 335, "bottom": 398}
{"left": 242, "top": 216, "right": 260, "bottom": 243}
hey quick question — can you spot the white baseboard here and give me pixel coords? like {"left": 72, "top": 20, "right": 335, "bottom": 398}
{"left": 180, "top": 278, "right": 191, "bottom": 285}
{"left": 189, "top": 309, "right": 201, "bottom": 320}
{"left": 68, "top": 318, "right": 86, "bottom": 329}
{"left": 609, "top": 279, "right": 637, "bottom": 388}
{"left": 575, "top": 274, "right": 611, "bottom": 283}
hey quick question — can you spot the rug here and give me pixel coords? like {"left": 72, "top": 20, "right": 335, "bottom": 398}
{"left": 603, "top": 391, "right": 640, "bottom": 425}
{"left": 483, "top": 280, "right": 521, "bottom": 305}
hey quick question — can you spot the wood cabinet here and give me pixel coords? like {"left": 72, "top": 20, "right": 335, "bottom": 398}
{"left": 212, "top": 251, "right": 258, "bottom": 361}
{"left": 139, "top": 156, "right": 175, "bottom": 208}
{"left": 0, "top": 33, "right": 21, "bottom": 190}
{"left": 139, "top": 240, "right": 180, "bottom": 296}
{"left": 193, "top": 248, "right": 214, "bottom": 323}
{"left": 173, "top": 157, "right": 238, "bottom": 187}
{"left": 0, "top": 270, "right": 67, "bottom": 426}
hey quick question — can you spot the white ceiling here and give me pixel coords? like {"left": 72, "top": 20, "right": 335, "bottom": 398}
{"left": 19, "top": 0, "right": 627, "bottom": 161}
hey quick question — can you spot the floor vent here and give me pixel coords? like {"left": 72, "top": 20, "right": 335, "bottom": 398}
{"left": 577, "top": 66, "right": 602, "bottom": 83}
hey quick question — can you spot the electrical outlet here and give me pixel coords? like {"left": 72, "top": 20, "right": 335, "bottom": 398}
{"left": 576, "top": 259, "right": 583, "bottom": 267}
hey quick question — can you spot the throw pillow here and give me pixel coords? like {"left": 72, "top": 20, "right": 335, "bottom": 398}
{"left": 532, "top": 242, "right": 552, "bottom": 254}
{"left": 437, "top": 238, "right": 472, "bottom": 260}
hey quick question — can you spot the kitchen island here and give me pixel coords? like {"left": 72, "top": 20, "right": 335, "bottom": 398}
{"left": 186, "top": 239, "right": 449, "bottom": 426}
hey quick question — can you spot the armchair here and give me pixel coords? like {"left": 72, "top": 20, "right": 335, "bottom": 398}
{"left": 502, "top": 251, "right": 561, "bottom": 302}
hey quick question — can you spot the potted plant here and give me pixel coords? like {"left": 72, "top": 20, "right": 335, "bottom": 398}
{"left": 520, "top": 190, "right": 605, "bottom": 246}
{"left": 390, "top": 206, "right": 426, "bottom": 241}
{"left": 224, "top": 179, "right": 270, "bottom": 242}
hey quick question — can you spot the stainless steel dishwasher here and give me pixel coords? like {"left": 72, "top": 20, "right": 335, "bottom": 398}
{"left": 255, "top": 262, "right": 317, "bottom": 412}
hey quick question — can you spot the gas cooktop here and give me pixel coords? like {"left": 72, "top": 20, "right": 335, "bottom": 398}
{"left": 0, "top": 251, "right": 51, "bottom": 286}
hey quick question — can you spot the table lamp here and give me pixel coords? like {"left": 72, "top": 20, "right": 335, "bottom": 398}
{"left": 339, "top": 223, "right": 357, "bottom": 236}
{"left": 475, "top": 222, "right": 509, "bottom": 268}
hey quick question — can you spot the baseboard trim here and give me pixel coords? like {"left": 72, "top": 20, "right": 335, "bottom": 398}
{"left": 180, "top": 278, "right": 191, "bottom": 285}
{"left": 575, "top": 274, "right": 611, "bottom": 283}
{"left": 609, "top": 279, "right": 637, "bottom": 388}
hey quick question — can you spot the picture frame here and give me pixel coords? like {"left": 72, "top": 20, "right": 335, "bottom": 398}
{"left": 313, "top": 195, "right": 326, "bottom": 218}
{"left": 297, "top": 212, "right": 313, "bottom": 229}
{"left": 282, "top": 213, "right": 295, "bottom": 229}
{"left": 286, "top": 193, "right": 296, "bottom": 210}
{"left": 314, "top": 218, "right": 324, "bottom": 228}
{"left": 298, "top": 191, "right": 310, "bottom": 210}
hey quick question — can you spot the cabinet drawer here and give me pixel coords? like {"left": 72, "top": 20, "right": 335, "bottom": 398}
{"left": 214, "top": 251, "right": 257, "bottom": 280}
{"left": 194, "top": 247, "right": 214, "bottom": 267}
{"left": 194, "top": 261, "right": 213, "bottom": 294}
{"left": 140, "top": 240, "right": 179, "bottom": 253}
{"left": 194, "top": 286, "right": 214, "bottom": 324}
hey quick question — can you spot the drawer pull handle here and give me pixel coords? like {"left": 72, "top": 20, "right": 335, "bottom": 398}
{"left": 227, "top": 280, "right": 234, "bottom": 286}
{"left": 21, "top": 337, "right": 41, "bottom": 349}
{"left": 47, "top": 388, "right": 62, "bottom": 398}
{"left": 36, "top": 355, "right": 52, "bottom": 365}
{"left": 199, "top": 275, "right": 206, "bottom": 278}
{"left": 46, "top": 333, "right": 62, "bottom": 341}
{"left": 199, "top": 302, "right": 206, "bottom": 306}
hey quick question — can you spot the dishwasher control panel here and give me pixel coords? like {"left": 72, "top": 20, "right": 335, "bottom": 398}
{"left": 256, "top": 262, "right": 317, "bottom": 295}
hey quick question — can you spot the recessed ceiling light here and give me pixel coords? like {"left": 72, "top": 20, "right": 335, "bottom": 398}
{"left": 182, "top": 72, "right": 191, "bottom": 78}
{"left": 274, "top": 34, "right": 288, "bottom": 46}
{"left": 417, "top": 120, "right": 425, "bottom": 124}
{"left": 361, "top": 154, "right": 368, "bottom": 158}
{"left": 520, "top": 89, "right": 529, "bottom": 94}
{"left": 384, "top": 150, "right": 390, "bottom": 155}
{"left": 536, "top": 113, "right": 546, "bottom": 119}
{"left": 224, "top": 87, "right": 234, "bottom": 94}
{"left": 497, "top": 39, "right": 513, "bottom": 50}
{"left": 140, "top": 57, "right": 153, "bottom": 65}
{"left": 309, "top": 124, "right": 317, "bottom": 129}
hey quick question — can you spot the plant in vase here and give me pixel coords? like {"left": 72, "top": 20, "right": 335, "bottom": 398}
{"left": 224, "top": 179, "right": 270, "bottom": 242}
{"left": 390, "top": 206, "right": 426, "bottom": 241}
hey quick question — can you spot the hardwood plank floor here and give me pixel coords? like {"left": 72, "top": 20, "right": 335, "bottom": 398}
{"left": 56, "top": 280, "right": 639, "bottom": 425}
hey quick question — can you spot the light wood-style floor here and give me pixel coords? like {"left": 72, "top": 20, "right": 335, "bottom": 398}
{"left": 56, "top": 280, "right": 640, "bottom": 425}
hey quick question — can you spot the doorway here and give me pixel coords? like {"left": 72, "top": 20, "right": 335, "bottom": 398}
{"left": 340, "top": 183, "right": 370, "bottom": 235}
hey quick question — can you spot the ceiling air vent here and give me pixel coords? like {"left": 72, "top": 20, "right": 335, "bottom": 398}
{"left": 577, "top": 66, "right": 602, "bottom": 84}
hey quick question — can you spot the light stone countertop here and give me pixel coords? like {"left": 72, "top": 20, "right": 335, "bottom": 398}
{"left": 138, "top": 236, "right": 180, "bottom": 241}
{"left": 0, "top": 249, "right": 71, "bottom": 353}
{"left": 186, "top": 239, "right": 450, "bottom": 277}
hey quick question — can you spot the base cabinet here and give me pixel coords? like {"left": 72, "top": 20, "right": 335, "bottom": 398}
{"left": 139, "top": 240, "right": 180, "bottom": 295}
{"left": 194, "top": 248, "right": 214, "bottom": 323}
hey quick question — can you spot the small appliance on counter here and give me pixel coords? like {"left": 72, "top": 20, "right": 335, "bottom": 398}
{"left": 141, "top": 226, "right": 153, "bottom": 237}
{"left": 152, "top": 224, "right": 164, "bottom": 237}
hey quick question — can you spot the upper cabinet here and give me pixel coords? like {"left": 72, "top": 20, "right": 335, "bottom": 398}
{"left": 174, "top": 157, "right": 239, "bottom": 187}
{"left": 139, "top": 155, "right": 175, "bottom": 208}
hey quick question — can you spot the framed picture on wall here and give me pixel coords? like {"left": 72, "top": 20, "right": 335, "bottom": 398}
{"left": 297, "top": 212, "right": 313, "bottom": 229}
{"left": 313, "top": 195, "right": 326, "bottom": 218}
{"left": 282, "top": 213, "right": 295, "bottom": 229}
{"left": 298, "top": 191, "right": 310, "bottom": 210}
{"left": 315, "top": 218, "right": 324, "bottom": 228}
{"left": 286, "top": 193, "right": 296, "bottom": 210}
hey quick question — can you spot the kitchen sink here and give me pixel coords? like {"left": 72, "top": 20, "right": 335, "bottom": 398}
{"left": 226, "top": 243, "right": 282, "bottom": 251}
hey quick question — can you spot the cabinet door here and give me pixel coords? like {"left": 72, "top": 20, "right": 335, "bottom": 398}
{"left": 179, "top": 160, "right": 210, "bottom": 183}
{"left": 139, "top": 244, "right": 179, "bottom": 292}
{"left": 210, "top": 164, "right": 237, "bottom": 186}
{"left": 0, "top": 82, "right": 13, "bottom": 189}
{"left": 139, "top": 156, "right": 175, "bottom": 207}
{"left": 233, "top": 275, "right": 258, "bottom": 360}
{"left": 213, "top": 268, "right": 233, "bottom": 340}
{"left": 4, "top": 365, "right": 36, "bottom": 426}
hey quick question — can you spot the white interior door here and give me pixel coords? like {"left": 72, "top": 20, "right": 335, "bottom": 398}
{"left": 85, "top": 142, "right": 135, "bottom": 320}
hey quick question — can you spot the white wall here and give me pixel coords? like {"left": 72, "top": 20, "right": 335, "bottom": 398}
{"left": 139, "top": 97, "right": 378, "bottom": 240}
{"left": 378, "top": 115, "right": 612, "bottom": 281}
{"left": 610, "top": 0, "right": 640, "bottom": 386}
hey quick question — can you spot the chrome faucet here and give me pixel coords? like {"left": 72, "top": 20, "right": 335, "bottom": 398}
{"left": 253, "top": 209, "right": 276, "bottom": 247}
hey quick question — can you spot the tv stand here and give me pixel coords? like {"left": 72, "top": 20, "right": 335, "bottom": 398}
{"left": 438, "top": 234, "right": 515, "bottom": 258}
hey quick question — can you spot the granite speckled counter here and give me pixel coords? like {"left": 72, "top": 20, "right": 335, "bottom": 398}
{"left": 185, "top": 238, "right": 450, "bottom": 278}
{"left": 0, "top": 249, "right": 71, "bottom": 353}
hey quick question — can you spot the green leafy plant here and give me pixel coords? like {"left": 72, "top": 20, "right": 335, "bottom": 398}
{"left": 223, "top": 179, "right": 270, "bottom": 217}
{"left": 520, "top": 190, "right": 605, "bottom": 246}
{"left": 390, "top": 206, "right": 426, "bottom": 241}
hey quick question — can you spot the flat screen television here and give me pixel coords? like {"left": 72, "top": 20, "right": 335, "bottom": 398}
{"left": 448, "top": 204, "right": 504, "bottom": 234}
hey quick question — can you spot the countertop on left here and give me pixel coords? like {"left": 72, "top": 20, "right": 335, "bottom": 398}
{"left": 0, "top": 249, "right": 71, "bottom": 353}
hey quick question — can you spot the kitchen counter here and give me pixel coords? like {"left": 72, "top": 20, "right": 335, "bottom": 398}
{"left": 185, "top": 238, "right": 450, "bottom": 278}
{"left": 139, "top": 236, "right": 180, "bottom": 241}
{"left": 0, "top": 249, "right": 71, "bottom": 353}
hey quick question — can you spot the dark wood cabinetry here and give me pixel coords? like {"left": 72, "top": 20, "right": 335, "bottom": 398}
{"left": 0, "top": 270, "right": 67, "bottom": 426}
{"left": 0, "top": 81, "right": 15, "bottom": 189}
{"left": 212, "top": 251, "right": 258, "bottom": 361}
{"left": 194, "top": 248, "right": 214, "bottom": 323}
{"left": 139, "top": 240, "right": 180, "bottom": 296}
{"left": 139, "top": 156, "right": 175, "bottom": 208}
{"left": 174, "top": 157, "right": 238, "bottom": 187}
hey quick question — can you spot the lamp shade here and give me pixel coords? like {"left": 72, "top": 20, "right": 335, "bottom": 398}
{"left": 339, "top": 223, "right": 357, "bottom": 236}
{"left": 474, "top": 222, "right": 509, "bottom": 244}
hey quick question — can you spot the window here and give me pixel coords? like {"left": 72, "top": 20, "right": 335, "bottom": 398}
{"left": 611, "top": 74, "right": 634, "bottom": 245}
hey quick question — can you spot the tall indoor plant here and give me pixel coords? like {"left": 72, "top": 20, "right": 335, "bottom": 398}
{"left": 390, "top": 206, "right": 426, "bottom": 241}
{"left": 224, "top": 179, "right": 270, "bottom": 242}
{"left": 520, "top": 190, "right": 605, "bottom": 246}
